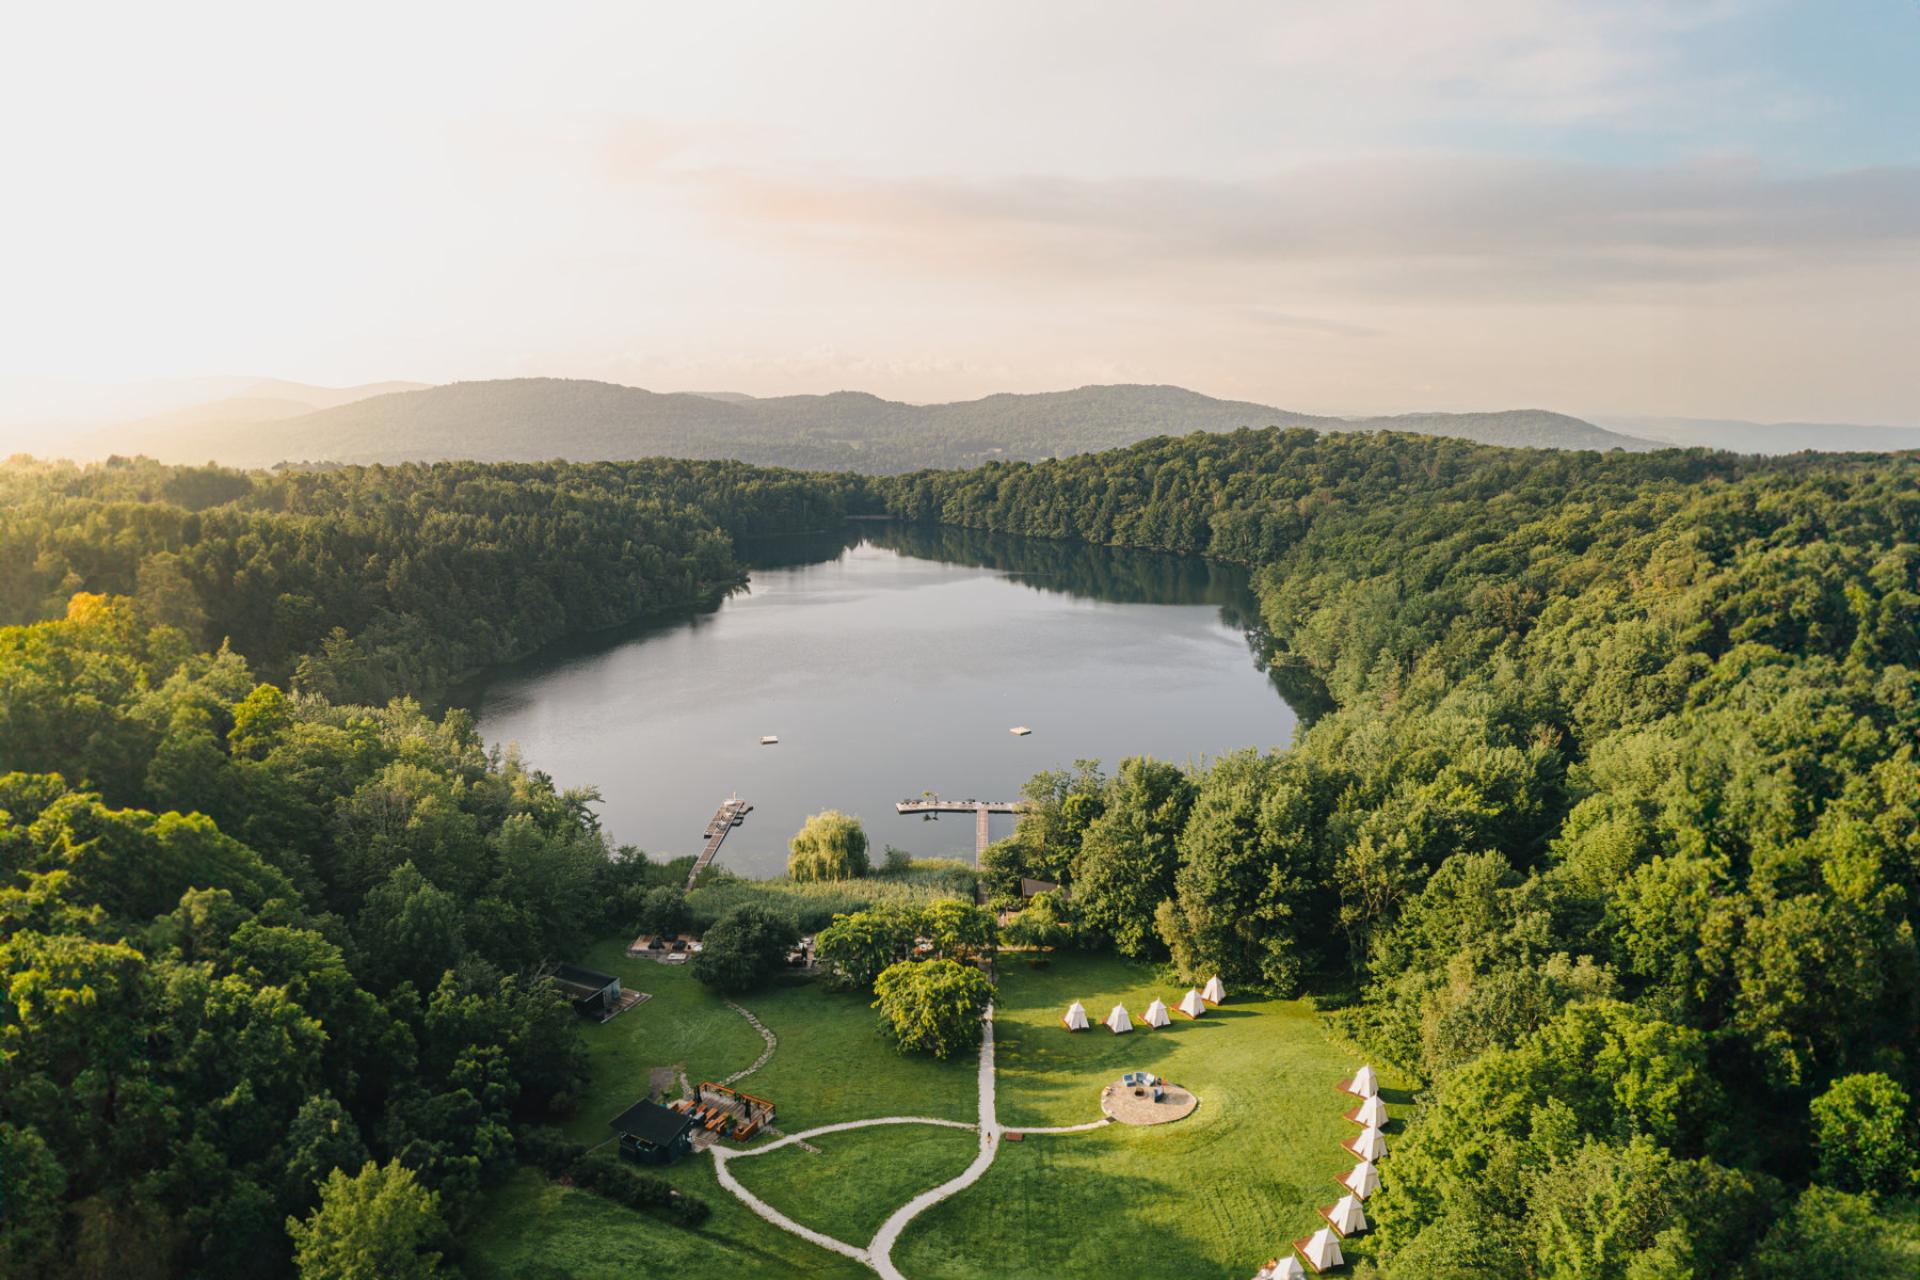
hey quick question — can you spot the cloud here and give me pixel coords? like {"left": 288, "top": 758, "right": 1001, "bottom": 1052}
{"left": 650, "top": 153, "right": 1920, "bottom": 304}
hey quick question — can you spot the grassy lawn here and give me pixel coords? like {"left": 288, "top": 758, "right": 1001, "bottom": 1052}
{"left": 464, "top": 1166, "right": 873, "bottom": 1280}
{"left": 555, "top": 938, "right": 767, "bottom": 1143}
{"left": 729, "top": 1124, "right": 981, "bottom": 1245}
{"left": 474, "top": 933, "right": 980, "bottom": 1277}
{"left": 557, "top": 935, "right": 978, "bottom": 1142}
{"left": 737, "top": 976, "right": 978, "bottom": 1127}
{"left": 894, "top": 953, "right": 1413, "bottom": 1280}
{"left": 486, "top": 944, "right": 1405, "bottom": 1280}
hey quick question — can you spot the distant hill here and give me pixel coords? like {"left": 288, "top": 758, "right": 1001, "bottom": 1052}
{"left": 119, "top": 378, "right": 1658, "bottom": 472}
{"left": 1595, "top": 415, "right": 1920, "bottom": 455}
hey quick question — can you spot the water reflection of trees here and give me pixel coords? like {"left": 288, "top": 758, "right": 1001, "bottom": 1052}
{"left": 742, "top": 522, "right": 1333, "bottom": 725}
{"left": 866, "top": 523, "right": 1244, "bottom": 606}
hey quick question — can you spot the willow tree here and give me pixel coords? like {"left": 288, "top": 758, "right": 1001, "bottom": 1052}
{"left": 787, "top": 810, "right": 870, "bottom": 881}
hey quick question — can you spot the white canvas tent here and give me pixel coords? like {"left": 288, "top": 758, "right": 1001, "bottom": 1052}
{"left": 1347, "top": 1124, "right": 1387, "bottom": 1162}
{"left": 1202, "top": 975, "right": 1227, "bottom": 1004}
{"left": 1341, "top": 1064, "right": 1379, "bottom": 1098}
{"left": 1351, "top": 1095, "right": 1388, "bottom": 1128}
{"left": 1105, "top": 1003, "right": 1134, "bottom": 1034}
{"left": 1177, "top": 987, "right": 1207, "bottom": 1018}
{"left": 1255, "top": 1257, "right": 1307, "bottom": 1280}
{"left": 1142, "top": 997, "right": 1171, "bottom": 1028}
{"left": 1342, "top": 1159, "right": 1380, "bottom": 1199}
{"left": 1326, "top": 1193, "right": 1368, "bottom": 1236}
{"left": 1296, "top": 1227, "right": 1344, "bottom": 1273}
{"left": 1062, "top": 1001, "right": 1089, "bottom": 1031}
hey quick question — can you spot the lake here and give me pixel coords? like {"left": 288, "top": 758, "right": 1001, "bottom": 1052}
{"left": 463, "top": 525, "right": 1300, "bottom": 877}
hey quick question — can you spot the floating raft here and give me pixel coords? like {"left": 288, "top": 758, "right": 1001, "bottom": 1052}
{"left": 1010, "top": 725, "right": 1032, "bottom": 736}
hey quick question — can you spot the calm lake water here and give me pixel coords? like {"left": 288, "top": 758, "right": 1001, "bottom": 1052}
{"left": 463, "top": 526, "right": 1299, "bottom": 877}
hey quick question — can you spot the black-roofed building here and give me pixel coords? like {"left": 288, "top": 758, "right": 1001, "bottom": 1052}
{"left": 608, "top": 1100, "right": 696, "bottom": 1165}
{"left": 551, "top": 963, "right": 622, "bottom": 1018}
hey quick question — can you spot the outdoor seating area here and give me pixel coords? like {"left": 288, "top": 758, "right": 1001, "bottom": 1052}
{"left": 669, "top": 1080, "right": 777, "bottom": 1141}
{"left": 625, "top": 932, "right": 705, "bottom": 964}
{"left": 1101, "top": 1070, "right": 1196, "bottom": 1125}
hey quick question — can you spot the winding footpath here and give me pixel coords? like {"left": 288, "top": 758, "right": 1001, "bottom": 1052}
{"left": 867, "top": 1006, "right": 999, "bottom": 1280}
{"left": 722, "top": 1001, "right": 779, "bottom": 1085}
{"left": 710, "top": 1004, "right": 1042, "bottom": 1279}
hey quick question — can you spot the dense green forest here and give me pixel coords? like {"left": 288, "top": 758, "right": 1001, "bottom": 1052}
{"left": 5, "top": 434, "right": 1919, "bottom": 1276}
{"left": 0, "top": 456, "right": 871, "bottom": 705}
{"left": 886, "top": 429, "right": 1920, "bottom": 1275}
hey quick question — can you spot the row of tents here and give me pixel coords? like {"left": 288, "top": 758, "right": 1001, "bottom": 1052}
{"left": 1256, "top": 1064, "right": 1391, "bottom": 1277}
{"left": 1062, "top": 975, "right": 1227, "bottom": 1033}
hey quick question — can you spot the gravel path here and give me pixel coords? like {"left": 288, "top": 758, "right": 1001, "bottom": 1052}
{"left": 867, "top": 1005, "right": 999, "bottom": 1280}
{"left": 709, "top": 1002, "right": 1105, "bottom": 1278}
{"left": 710, "top": 1116, "right": 981, "bottom": 1266}
{"left": 722, "top": 1001, "right": 778, "bottom": 1085}
{"left": 1012, "top": 1117, "right": 1114, "bottom": 1134}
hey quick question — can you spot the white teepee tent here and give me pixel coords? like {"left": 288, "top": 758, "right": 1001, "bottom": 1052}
{"left": 1326, "top": 1193, "right": 1369, "bottom": 1236}
{"left": 1202, "top": 975, "right": 1227, "bottom": 1004}
{"left": 1258, "top": 1257, "right": 1307, "bottom": 1280}
{"left": 1348, "top": 1124, "right": 1387, "bottom": 1162}
{"left": 1062, "top": 1001, "right": 1089, "bottom": 1031}
{"left": 1142, "top": 997, "right": 1171, "bottom": 1028}
{"left": 1105, "top": 1003, "right": 1134, "bottom": 1034}
{"left": 1342, "top": 1063, "right": 1379, "bottom": 1098}
{"left": 1343, "top": 1159, "right": 1381, "bottom": 1199}
{"left": 1177, "top": 987, "right": 1207, "bottom": 1018}
{"left": 1297, "top": 1227, "right": 1344, "bottom": 1272}
{"left": 1351, "top": 1094, "right": 1388, "bottom": 1128}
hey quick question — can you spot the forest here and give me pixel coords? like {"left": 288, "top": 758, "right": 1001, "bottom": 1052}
{"left": 4, "top": 433, "right": 1919, "bottom": 1276}
{"left": 0, "top": 456, "right": 872, "bottom": 706}
{"left": 888, "top": 429, "right": 1920, "bottom": 1275}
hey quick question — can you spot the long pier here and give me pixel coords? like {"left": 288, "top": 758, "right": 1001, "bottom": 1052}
{"left": 895, "top": 798, "right": 1024, "bottom": 859}
{"left": 689, "top": 796, "right": 749, "bottom": 889}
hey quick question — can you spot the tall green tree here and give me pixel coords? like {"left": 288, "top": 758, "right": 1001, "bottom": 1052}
{"left": 286, "top": 1160, "right": 444, "bottom": 1280}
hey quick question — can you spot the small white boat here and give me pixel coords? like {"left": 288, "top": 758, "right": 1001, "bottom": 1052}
{"left": 760, "top": 735, "right": 779, "bottom": 745}
{"left": 1010, "top": 726, "right": 1032, "bottom": 736}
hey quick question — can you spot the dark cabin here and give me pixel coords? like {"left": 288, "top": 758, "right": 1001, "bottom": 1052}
{"left": 609, "top": 1100, "right": 696, "bottom": 1165}
{"left": 551, "top": 963, "right": 621, "bottom": 1018}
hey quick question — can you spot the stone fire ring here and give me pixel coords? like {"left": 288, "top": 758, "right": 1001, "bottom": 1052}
{"left": 1100, "top": 1081, "right": 1199, "bottom": 1125}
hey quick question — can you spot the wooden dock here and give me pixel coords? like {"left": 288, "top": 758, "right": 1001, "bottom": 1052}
{"left": 688, "top": 796, "right": 749, "bottom": 889}
{"left": 895, "top": 798, "right": 1024, "bottom": 859}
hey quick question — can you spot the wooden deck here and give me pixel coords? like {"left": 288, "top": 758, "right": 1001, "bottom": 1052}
{"left": 688, "top": 797, "right": 749, "bottom": 888}
{"left": 895, "top": 798, "right": 1025, "bottom": 859}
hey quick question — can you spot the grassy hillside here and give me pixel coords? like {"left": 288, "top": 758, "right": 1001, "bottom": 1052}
{"left": 125, "top": 377, "right": 1657, "bottom": 471}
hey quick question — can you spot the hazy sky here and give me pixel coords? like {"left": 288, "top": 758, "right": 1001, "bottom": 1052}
{"left": 3, "top": 2, "right": 1916, "bottom": 422}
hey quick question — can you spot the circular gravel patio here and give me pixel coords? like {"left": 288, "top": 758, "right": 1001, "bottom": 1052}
{"left": 1100, "top": 1080, "right": 1199, "bottom": 1125}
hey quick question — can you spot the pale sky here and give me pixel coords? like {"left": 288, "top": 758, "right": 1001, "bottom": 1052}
{"left": 2, "top": 1, "right": 1916, "bottom": 423}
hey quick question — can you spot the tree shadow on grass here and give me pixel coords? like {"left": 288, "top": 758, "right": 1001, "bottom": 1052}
{"left": 896, "top": 1138, "right": 1309, "bottom": 1280}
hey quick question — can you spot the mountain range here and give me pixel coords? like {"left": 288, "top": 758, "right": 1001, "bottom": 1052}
{"left": 100, "top": 378, "right": 1659, "bottom": 473}
{"left": 15, "top": 377, "right": 1917, "bottom": 473}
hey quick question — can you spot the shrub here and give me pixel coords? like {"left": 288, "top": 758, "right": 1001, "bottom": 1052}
{"left": 567, "top": 1153, "right": 710, "bottom": 1226}
{"left": 516, "top": 1125, "right": 586, "bottom": 1177}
